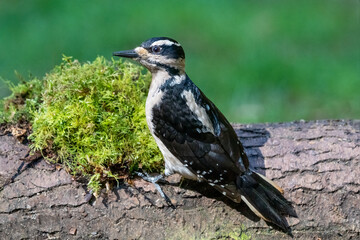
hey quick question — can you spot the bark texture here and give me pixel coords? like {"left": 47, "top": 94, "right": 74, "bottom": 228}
{"left": 0, "top": 120, "right": 359, "bottom": 239}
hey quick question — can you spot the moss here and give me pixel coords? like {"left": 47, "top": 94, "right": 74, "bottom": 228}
{"left": 215, "top": 228, "right": 251, "bottom": 240}
{"left": 0, "top": 56, "right": 163, "bottom": 193}
{"left": 0, "top": 75, "right": 43, "bottom": 124}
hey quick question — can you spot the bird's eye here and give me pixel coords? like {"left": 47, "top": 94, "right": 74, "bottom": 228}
{"left": 152, "top": 46, "right": 161, "bottom": 53}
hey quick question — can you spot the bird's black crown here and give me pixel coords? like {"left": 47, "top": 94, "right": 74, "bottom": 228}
{"left": 141, "top": 37, "right": 185, "bottom": 59}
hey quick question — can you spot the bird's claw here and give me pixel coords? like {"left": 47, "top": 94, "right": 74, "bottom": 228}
{"left": 135, "top": 171, "right": 175, "bottom": 209}
{"left": 136, "top": 172, "right": 163, "bottom": 183}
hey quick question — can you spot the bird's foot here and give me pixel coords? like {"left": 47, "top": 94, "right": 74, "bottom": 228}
{"left": 135, "top": 172, "right": 175, "bottom": 209}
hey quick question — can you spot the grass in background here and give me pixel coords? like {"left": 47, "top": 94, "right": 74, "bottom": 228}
{"left": 0, "top": 0, "right": 359, "bottom": 123}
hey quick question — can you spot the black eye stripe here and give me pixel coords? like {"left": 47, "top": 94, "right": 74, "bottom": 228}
{"left": 145, "top": 44, "right": 185, "bottom": 59}
{"left": 161, "top": 45, "right": 185, "bottom": 59}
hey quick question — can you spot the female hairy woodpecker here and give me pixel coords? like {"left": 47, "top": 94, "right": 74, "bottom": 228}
{"left": 113, "top": 37, "right": 297, "bottom": 231}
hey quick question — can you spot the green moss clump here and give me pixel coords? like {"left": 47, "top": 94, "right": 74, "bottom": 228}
{"left": 1, "top": 56, "right": 163, "bottom": 193}
{"left": 216, "top": 228, "right": 251, "bottom": 240}
{"left": 0, "top": 76, "right": 43, "bottom": 124}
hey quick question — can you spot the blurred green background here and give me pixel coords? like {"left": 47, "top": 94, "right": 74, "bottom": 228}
{"left": 0, "top": 0, "right": 359, "bottom": 123}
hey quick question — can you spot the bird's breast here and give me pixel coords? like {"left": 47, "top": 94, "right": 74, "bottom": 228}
{"left": 145, "top": 87, "right": 164, "bottom": 134}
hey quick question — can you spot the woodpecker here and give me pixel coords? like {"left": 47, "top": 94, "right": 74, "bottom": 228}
{"left": 113, "top": 37, "right": 296, "bottom": 231}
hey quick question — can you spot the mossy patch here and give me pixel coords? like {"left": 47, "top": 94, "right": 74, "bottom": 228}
{"left": 0, "top": 56, "right": 163, "bottom": 193}
{"left": 0, "top": 74, "right": 43, "bottom": 124}
{"left": 215, "top": 228, "right": 251, "bottom": 240}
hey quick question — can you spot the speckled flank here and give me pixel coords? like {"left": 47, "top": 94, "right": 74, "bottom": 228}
{"left": 153, "top": 135, "right": 197, "bottom": 180}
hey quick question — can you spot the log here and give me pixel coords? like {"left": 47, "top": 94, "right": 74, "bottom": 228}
{"left": 0, "top": 120, "right": 359, "bottom": 239}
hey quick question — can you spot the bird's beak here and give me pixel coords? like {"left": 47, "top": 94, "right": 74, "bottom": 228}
{"left": 112, "top": 49, "right": 139, "bottom": 58}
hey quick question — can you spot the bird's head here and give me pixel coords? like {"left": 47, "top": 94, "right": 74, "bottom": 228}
{"left": 113, "top": 37, "right": 185, "bottom": 75}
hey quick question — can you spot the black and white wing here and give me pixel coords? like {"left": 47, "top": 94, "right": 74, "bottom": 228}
{"left": 151, "top": 77, "right": 249, "bottom": 200}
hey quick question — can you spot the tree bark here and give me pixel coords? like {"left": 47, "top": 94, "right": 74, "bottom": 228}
{"left": 0, "top": 120, "right": 359, "bottom": 239}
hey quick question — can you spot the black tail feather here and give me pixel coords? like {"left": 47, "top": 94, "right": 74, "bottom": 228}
{"left": 236, "top": 171, "right": 297, "bottom": 232}
{"left": 251, "top": 172, "right": 297, "bottom": 218}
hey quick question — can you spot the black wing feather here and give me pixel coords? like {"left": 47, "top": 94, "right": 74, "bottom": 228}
{"left": 152, "top": 77, "right": 248, "bottom": 183}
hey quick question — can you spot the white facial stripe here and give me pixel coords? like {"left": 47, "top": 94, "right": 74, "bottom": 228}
{"left": 147, "top": 55, "right": 185, "bottom": 71}
{"left": 150, "top": 40, "right": 181, "bottom": 47}
{"left": 148, "top": 55, "right": 177, "bottom": 65}
{"left": 181, "top": 90, "right": 214, "bottom": 134}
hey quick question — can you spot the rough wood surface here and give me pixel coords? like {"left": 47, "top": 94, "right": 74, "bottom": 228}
{"left": 0, "top": 120, "right": 359, "bottom": 239}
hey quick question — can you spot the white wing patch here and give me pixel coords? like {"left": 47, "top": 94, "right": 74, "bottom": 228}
{"left": 170, "top": 74, "right": 186, "bottom": 86}
{"left": 181, "top": 90, "right": 214, "bottom": 134}
{"left": 151, "top": 40, "right": 181, "bottom": 47}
